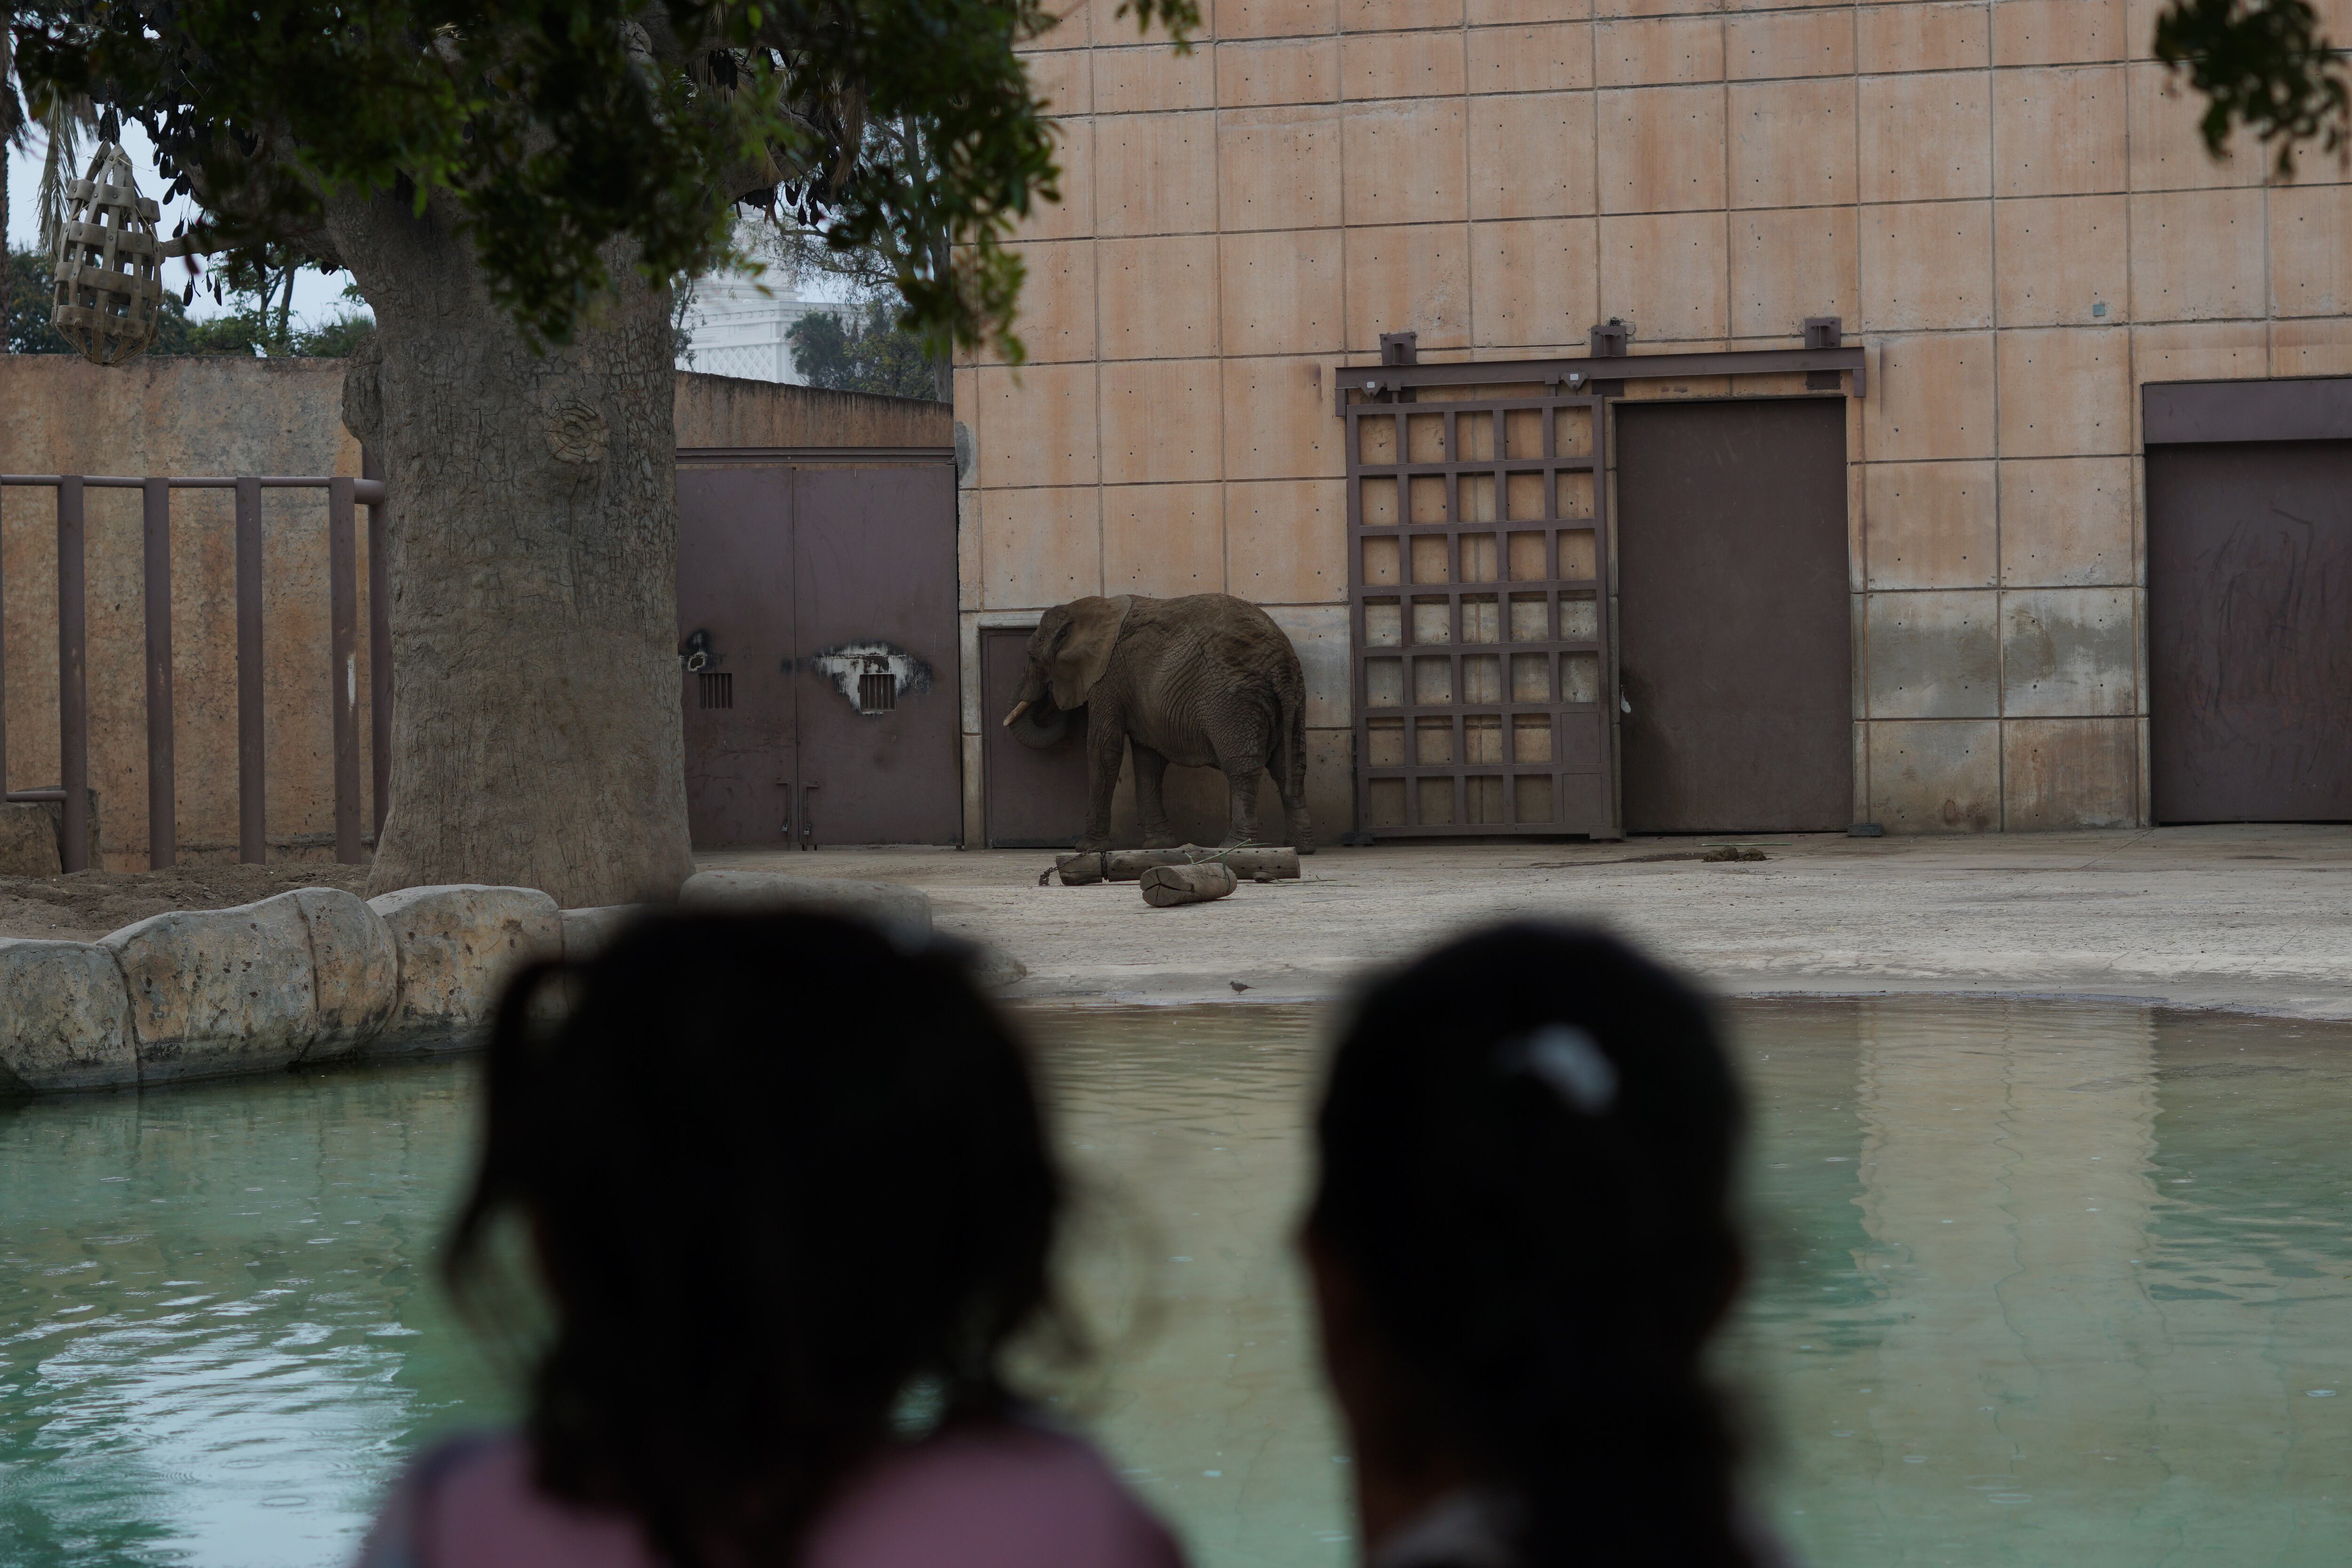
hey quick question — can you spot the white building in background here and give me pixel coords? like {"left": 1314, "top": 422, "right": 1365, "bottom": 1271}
{"left": 675, "top": 270, "right": 832, "bottom": 384}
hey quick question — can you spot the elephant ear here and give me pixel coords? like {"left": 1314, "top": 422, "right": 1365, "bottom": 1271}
{"left": 1049, "top": 595, "right": 1133, "bottom": 710}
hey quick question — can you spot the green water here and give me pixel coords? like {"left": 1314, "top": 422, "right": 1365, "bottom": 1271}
{"left": 4, "top": 1000, "right": 2351, "bottom": 1567}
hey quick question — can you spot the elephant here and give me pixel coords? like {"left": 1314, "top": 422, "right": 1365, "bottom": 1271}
{"left": 1003, "top": 593, "right": 1313, "bottom": 854}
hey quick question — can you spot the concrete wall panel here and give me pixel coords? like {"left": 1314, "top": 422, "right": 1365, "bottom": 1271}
{"left": 1999, "top": 458, "right": 2134, "bottom": 588}
{"left": 1863, "top": 462, "right": 1998, "bottom": 591}
{"left": 1865, "top": 333, "right": 1996, "bottom": 461}
{"left": 1734, "top": 206, "right": 1859, "bottom": 340}
{"left": 1862, "top": 201, "right": 1994, "bottom": 332}
{"left": 2131, "top": 189, "right": 2267, "bottom": 322}
{"left": 2001, "top": 588, "right": 2136, "bottom": 717}
{"left": 1470, "top": 93, "right": 1598, "bottom": 220}
{"left": 1860, "top": 71, "right": 1992, "bottom": 203}
{"left": 1104, "top": 484, "right": 1226, "bottom": 597}
{"left": 1996, "top": 327, "right": 2131, "bottom": 458}
{"left": 1995, "top": 196, "right": 2128, "bottom": 328}
{"left": 1467, "top": 23, "right": 1593, "bottom": 94}
{"left": 1868, "top": 719, "right": 2002, "bottom": 834}
{"left": 1730, "top": 79, "right": 1857, "bottom": 210}
{"left": 1856, "top": 5, "right": 1990, "bottom": 77}
{"left": 2003, "top": 717, "right": 2138, "bottom": 830}
{"left": 1227, "top": 480, "right": 1348, "bottom": 604}
{"left": 1866, "top": 591, "right": 2002, "bottom": 720}
{"left": 1994, "top": 66, "right": 2127, "bottom": 198}
{"left": 1727, "top": 8, "right": 1854, "bottom": 80}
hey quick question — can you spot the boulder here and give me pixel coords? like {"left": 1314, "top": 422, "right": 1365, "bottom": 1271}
{"left": 103, "top": 893, "right": 318, "bottom": 1082}
{"left": 292, "top": 888, "right": 400, "bottom": 1063}
{"left": 0, "top": 939, "right": 136, "bottom": 1094}
{"left": 559, "top": 904, "right": 642, "bottom": 963}
{"left": 366, "top": 885, "right": 562, "bottom": 1054}
{"left": 678, "top": 869, "right": 932, "bottom": 939}
{"left": 0, "top": 802, "right": 61, "bottom": 876}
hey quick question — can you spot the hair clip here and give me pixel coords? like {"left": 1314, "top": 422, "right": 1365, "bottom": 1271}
{"left": 1505, "top": 1023, "right": 1619, "bottom": 1115}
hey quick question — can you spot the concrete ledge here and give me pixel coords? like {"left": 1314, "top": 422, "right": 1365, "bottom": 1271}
{"left": 365, "top": 885, "right": 562, "bottom": 1056}
{"left": 0, "top": 939, "right": 136, "bottom": 1092}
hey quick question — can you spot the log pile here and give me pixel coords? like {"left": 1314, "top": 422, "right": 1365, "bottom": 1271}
{"left": 1056, "top": 846, "right": 1299, "bottom": 886}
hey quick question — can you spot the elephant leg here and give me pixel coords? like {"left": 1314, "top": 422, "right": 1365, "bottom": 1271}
{"left": 1076, "top": 720, "right": 1127, "bottom": 853}
{"left": 1218, "top": 757, "right": 1267, "bottom": 848}
{"left": 1132, "top": 743, "right": 1181, "bottom": 850}
{"left": 1272, "top": 755, "right": 1314, "bottom": 852}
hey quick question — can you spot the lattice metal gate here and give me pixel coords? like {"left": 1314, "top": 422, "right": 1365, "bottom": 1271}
{"left": 1344, "top": 388, "right": 1614, "bottom": 836}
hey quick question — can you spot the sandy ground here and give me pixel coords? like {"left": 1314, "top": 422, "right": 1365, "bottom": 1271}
{"left": 702, "top": 824, "right": 2352, "bottom": 1020}
{"left": 0, "top": 863, "right": 371, "bottom": 942}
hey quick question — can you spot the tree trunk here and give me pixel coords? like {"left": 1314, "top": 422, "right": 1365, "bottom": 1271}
{"left": 332, "top": 190, "right": 695, "bottom": 908}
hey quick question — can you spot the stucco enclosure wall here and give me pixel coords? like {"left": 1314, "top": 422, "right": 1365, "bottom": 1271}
{"left": 1, "top": 359, "right": 945, "bottom": 868}
{"left": 1, "top": 356, "right": 366, "bottom": 868}
{"left": 958, "top": 0, "right": 2352, "bottom": 835}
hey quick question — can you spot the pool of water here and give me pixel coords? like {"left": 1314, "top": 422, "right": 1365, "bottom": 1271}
{"left": 4, "top": 999, "right": 2350, "bottom": 1567}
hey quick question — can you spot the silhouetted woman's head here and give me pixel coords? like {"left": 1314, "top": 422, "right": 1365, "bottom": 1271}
{"left": 1307, "top": 924, "right": 1752, "bottom": 1568}
{"left": 447, "top": 912, "right": 1059, "bottom": 1568}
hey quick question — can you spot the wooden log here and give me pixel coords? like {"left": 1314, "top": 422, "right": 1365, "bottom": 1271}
{"left": 1055, "top": 852, "right": 1106, "bottom": 886}
{"left": 1139, "top": 863, "right": 1239, "bottom": 907}
{"left": 1100, "top": 846, "right": 1300, "bottom": 882}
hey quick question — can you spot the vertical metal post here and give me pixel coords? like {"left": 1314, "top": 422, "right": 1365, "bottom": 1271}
{"left": 327, "top": 477, "right": 362, "bottom": 863}
{"left": 57, "top": 477, "right": 88, "bottom": 872}
{"left": 235, "top": 475, "right": 265, "bottom": 863}
{"left": 364, "top": 446, "right": 391, "bottom": 840}
{"left": 143, "top": 478, "right": 176, "bottom": 868}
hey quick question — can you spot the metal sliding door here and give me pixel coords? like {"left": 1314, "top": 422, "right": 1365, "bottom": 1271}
{"left": 675, "top": 457, "right": 959, "bottom": 848}
{"left": 2147, "top": 439, "right": 2352, "bottom": 822}
{"left": 1614, "top": 398, "right": 1851, "bottom": 834}
{"left": 1345, "top": 392, "right": 1614, "bottom": 836}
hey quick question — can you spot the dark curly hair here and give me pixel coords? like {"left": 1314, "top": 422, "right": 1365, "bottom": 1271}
{"left": 445, "top": 912, "right": 1062, "bottom": 1568}
{"left": 1308, "top": 923, "right": 1754, "bottom": 1568}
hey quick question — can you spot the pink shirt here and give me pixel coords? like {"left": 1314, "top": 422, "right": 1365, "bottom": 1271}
{"left": 355, "top": 1422, "right": 1186, "bottom": 1568}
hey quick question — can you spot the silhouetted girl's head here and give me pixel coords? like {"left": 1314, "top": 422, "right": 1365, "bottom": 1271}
{"left": 448, "top": 912, "right": 1059, "bottom": 1568}
{"left": 1308, "top": 923, "right": 1751, "bottom": 1568}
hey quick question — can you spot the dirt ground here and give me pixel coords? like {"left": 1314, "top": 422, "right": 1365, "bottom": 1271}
{"left": 0, "top": 862, "right": 373, "bottom": 943}
{"left": 704, "top": 824, "right": 2352, "bottom": 1020}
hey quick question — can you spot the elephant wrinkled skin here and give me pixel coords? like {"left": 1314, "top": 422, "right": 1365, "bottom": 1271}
{"left": 1003, "top": 594, "right": 1313, "bottom": 854}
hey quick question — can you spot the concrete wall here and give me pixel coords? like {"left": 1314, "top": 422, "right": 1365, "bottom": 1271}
{"left": 959, "top": 0, "right": 2352, "bottom": 834}
{"left": 675, "top": 374, "right": 952, "bottom": 447}
{"left": 0, "top": 357, "right": 948, "bottom": 868}
{"left": 0, "top": 355, "right": 367, "bottom": 868}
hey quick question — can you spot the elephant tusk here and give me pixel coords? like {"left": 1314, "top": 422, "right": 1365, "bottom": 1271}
{"left": 1003, "top": 700, "right": 1032, "bottom": 728}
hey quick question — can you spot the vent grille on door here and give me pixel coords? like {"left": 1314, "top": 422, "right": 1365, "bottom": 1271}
{"left": 699, "top": 671, "right": 733, "bottom": 709}
{"left": 858, "top": 671, "right": 898, "bottom": 713}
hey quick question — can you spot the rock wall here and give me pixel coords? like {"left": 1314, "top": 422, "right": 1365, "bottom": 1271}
{"left": 0, "top": 870, "right": 968, "bottom": 1096}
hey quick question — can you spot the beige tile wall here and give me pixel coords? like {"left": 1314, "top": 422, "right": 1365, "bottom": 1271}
{"left": 957, "top": 0, "right": 2352, "bottom": 839}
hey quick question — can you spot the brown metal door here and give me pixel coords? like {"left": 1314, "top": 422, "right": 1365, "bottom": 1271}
{"left": 2147, "top": 440, "right": 2352, "bottom": 822}
{"left": 980, "top": 627, "right": 1092, "bottom": 846}
{"left": 1347, "top": 391, "right": 1614, "bottom": 836}
{"left": 788, "top": 462, "right": 962, "bottom": 845}
{"left": 1615, "top": 399, "right": 1850, "bottom": 835}
{"left": 676, "top": 466, "right": 798, "bottom": 846}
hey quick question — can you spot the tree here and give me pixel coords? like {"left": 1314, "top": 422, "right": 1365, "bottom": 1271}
{"left": 15, "top": 0, "right": 1195, "bottom": 907}
{"left": 10, "top": 246, "right": 377, "bottom": 356}
{"left": 759, "top": 110, "right": 962, "bottom": 398}
{"left": 786, "top": 296, "right": 938, "bottom": 399}
{"left": 2156, "top": 1, "right": 2350, "bottom": 173}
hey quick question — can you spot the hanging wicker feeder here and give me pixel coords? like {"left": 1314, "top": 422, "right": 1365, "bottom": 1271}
{"left": 49, "top": 142, "right": 171, "bottom": 366}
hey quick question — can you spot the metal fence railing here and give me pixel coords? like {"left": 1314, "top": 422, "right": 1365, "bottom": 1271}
{"left": 0, "top": 458, "right": 389, "bottom": 871}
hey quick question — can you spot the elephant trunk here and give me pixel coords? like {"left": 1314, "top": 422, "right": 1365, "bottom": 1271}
{"left": 1003, "top": 700, "right": 1031, "bottom": 728}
